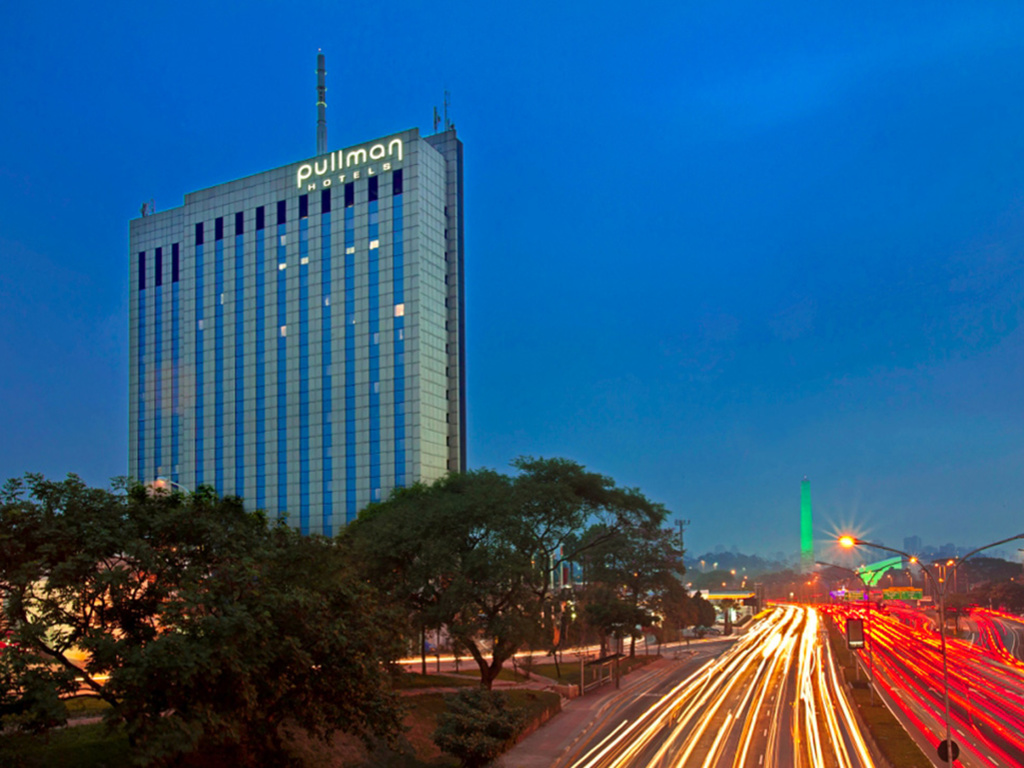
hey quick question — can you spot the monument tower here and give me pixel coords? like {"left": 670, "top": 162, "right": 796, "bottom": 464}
{"left": 800, "top": 477, "right": 813, "bottom": 573}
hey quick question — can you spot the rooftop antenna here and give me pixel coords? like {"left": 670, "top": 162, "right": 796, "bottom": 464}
{"left": 433, "top": 105, "right": 441, "bottom": 133}
{"left": 316, "top": 50, "right": 327, "bottom": 155}
{"left": 444, "top": 88, "right": 453, "bottom": 130}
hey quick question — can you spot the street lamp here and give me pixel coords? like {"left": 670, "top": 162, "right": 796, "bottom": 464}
{"left": 149, "top": 477, "right": 191, "bottom": 494}
{"left": 839, "top": 532, "right": 1024, "bottom": 764}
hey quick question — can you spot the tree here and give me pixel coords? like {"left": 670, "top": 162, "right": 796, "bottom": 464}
{"left": 0, "top": 474, "right": 404, "bottom": 765}
{"left": 344, "top": 457, "right": 667, "bottom": 689}
{"left": 581, "top": 583, "right": 642, "bottom": 656}
{"left": 692, "top": 592, "right": 717, "bottom": 629}
{"left": 655, "top": 577, "right": 699, "bottom": 646}
{"left": 988, "top": 580, "right": 1024, "bottom": 613}
{"left": 578, "top": 520, "right": 685, "bottom": 656}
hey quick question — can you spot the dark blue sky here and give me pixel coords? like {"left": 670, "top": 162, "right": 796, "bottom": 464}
{"left": 3, "top": 2, "right": 1024, "bottom": 559}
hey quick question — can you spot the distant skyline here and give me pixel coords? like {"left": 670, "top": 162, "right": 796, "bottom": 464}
{"left": 2, "top": 2, "right": 1024, "bottom": 556}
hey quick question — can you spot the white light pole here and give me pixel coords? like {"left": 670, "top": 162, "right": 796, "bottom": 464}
{"left": 840, "top": 532, "right": 1024, "bottom": 764}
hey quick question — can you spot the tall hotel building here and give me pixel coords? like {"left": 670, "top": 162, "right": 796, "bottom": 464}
{"left": 128, "top": 126, "right": 466, "bottom": 535}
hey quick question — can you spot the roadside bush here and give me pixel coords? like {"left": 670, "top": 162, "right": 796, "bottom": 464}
{"left": 432, "top": 688, "right": 525, "bottom": 768}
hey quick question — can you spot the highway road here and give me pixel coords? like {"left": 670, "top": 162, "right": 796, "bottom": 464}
{"left": 562, "top": 605, "right": 874, "bottom": 768}
{"left": 829, "top": 603, "right": 1024, "bottom": 768}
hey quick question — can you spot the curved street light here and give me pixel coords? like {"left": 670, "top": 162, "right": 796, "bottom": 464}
{"left": 838, "top": 532, "right": 1024, "bottom": 764}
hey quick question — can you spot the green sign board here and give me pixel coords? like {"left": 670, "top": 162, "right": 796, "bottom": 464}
{"left": 882, "top": 588, "right": 923, "bottom": 601}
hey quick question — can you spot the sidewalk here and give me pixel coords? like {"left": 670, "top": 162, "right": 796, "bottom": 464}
{"left": 496, "top": 656, "right": 682, "bottom": 768}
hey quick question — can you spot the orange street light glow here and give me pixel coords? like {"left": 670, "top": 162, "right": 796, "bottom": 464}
{"left": 839, "top": 535, "right": 856, "bottom": 548}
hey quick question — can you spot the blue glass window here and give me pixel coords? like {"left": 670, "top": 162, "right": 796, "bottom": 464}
{"left": 255, "top": 224, "right": 266, "bottom": 509}
{"left": 235, "top": 218, "right": 245, "bottom": 493}
{"left": 298, "top": 215, "right": 310, "bottom": 534}
{"left": 321, "top": 203, "right": 333, "bottom": 536}
{"left": 276, "top": 206, "right": 287, "bottom": 519}
{"left": 215, "top": 231, "right": 225, "bottom": 493}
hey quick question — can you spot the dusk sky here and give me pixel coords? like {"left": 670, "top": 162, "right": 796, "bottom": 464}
{"left": 3, "top": 2, "right": 1024, "bottom": 559}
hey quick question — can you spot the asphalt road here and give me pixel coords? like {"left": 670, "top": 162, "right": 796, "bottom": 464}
{"left": 833, "top": 604, "right": 1024, "bottom": 768}
{"left": 560, "top": 606, "right": 875, "bottom": 768}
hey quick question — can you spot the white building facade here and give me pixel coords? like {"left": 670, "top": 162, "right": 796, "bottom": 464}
{"left": 129, "top": 127, "right": 466, "bottom": 535}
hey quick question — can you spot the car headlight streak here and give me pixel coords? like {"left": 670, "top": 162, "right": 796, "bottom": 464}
{"left": 569, "top": 605, "right": 874, "bottom": 768}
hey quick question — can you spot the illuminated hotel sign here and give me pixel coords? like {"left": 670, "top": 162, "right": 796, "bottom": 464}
{"left": 296, "top": 137, "right": 404, "bottom": 189}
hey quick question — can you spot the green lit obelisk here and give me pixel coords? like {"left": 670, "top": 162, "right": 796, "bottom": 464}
{"left": 800, "top": 477, "right": 813, "bottom": 573}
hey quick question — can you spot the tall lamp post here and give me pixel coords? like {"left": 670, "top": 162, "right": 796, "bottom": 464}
{"left": 839, "top": 532, "right": 1024, "bottom": 764}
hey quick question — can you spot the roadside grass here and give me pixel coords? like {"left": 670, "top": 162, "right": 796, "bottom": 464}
{"left": 390, "top": 672, "right": 477, "bottom": 690}
{"left": 0, "top": 722, "right": 130, "bottom": 768}
{"left": 825, "top": 618, "right": 933, "bottom": 768}
{"left": 64, "top": 697, "right": 113, "bottom": 718}
{"left": 291, "top": 689, "right": 561, "bottom": 767}
{"left": 533, "top": 653, "right": 657, "bottom": 686}
{"left": 2, "top": 676, "right": 560, "bottom": 767}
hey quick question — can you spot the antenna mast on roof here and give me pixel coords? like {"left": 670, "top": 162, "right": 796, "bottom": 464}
{"left": 316, "top": 50, "right": 327, "bottom": 155}
{"left": 444, "top": 88, "right": 453, "bottom": 130}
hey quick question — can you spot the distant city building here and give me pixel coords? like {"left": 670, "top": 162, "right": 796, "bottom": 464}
{"left": 129, "top": 125, "right": 466, "bottom": 535}
{"left": 903, "top": 535, "right": 922, "bottom": 554}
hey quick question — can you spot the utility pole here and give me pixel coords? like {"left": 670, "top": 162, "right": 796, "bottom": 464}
{"left": 676, "top": 518, "right": 690, "bottom": 555}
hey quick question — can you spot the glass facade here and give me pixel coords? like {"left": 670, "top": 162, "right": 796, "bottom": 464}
{"left": 320, "top": 189, "right": 333, "bottom": 536}
{"left": 255, "top": 207, "right": 266, "bottom": 509}
{"left": 129, "top": 128, "right": 465, "bottom": 534}
{"left": 137, "top": 252, "right": 145, "bottom": 482}
{"left": 234, "top": 213, "right": 245, "bottom": 493}
{"left": 171, "top": 243, "right": 180, "bottom": 484}
{"left": 194, "top": 224, "right": 205, "bottom": 487}
{"left": 276, "top": 201, "right": 287, "bottom": 520}
{"left": 153, "top": 247, "right": 163, "bottom": 478}
{"left": 214, "top": 218, "right": 225, "bottom": 493}
{"left": 344, "top": 186, "right": 356, "bottom": 523}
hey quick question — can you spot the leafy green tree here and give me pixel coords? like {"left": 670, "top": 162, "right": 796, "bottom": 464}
{"left": 689, "top": 569, "right": 739, "bottom": 590}
{"left": 988, "top": 580, "right": 1024, "bottom": 613}
{"left": 433, "top": 688, "right": 526, "bottom": 768}
{"left": 581, "top": 583, "right": 642, "bottom": 656}
{"left": 344, "top": 457, "right": 666, "bottom": 688}
{"left": 0, "top": 474, "right": 404, "bottom": 766}
{"left": 656, "top": 577, "right": 699, "bottom": 643}
{"left": 692, "top": 592, "right": 717, "bottom": 629}
{"left": 578, "top": 520, "right": 684, "bottom": 656}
